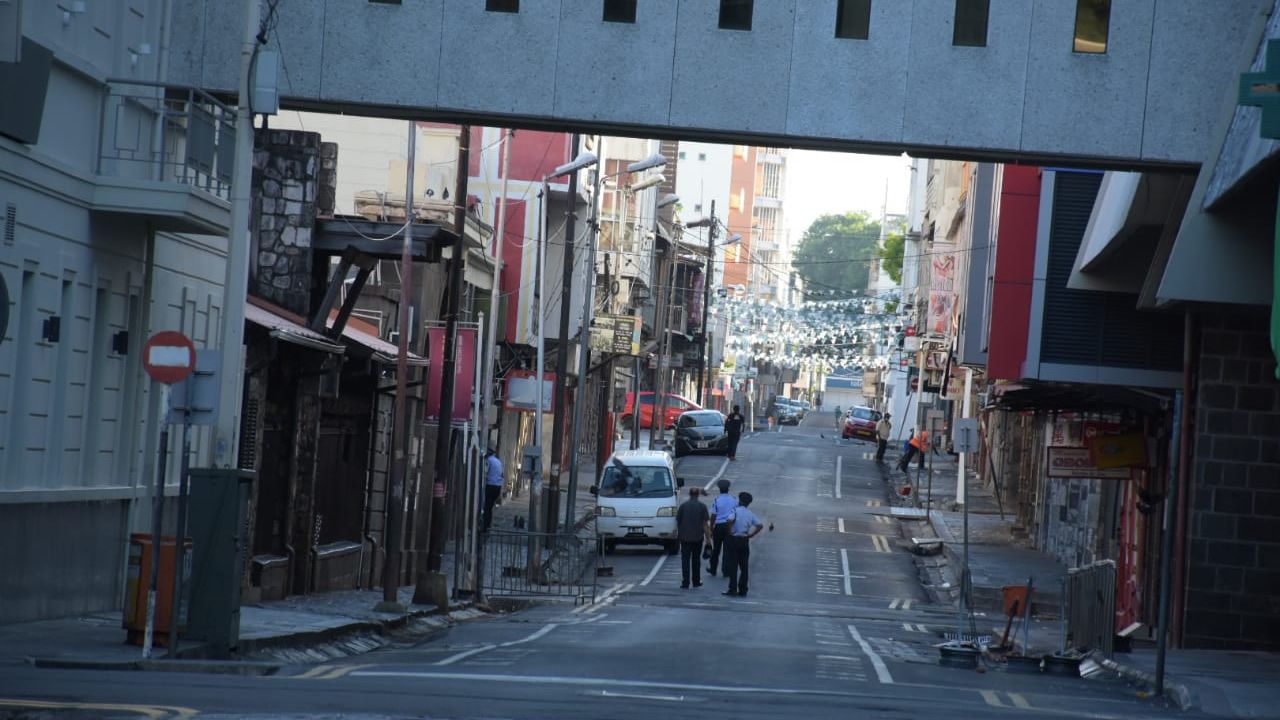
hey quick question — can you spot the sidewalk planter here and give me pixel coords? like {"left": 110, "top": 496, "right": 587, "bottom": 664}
{"left": 939, "top": 643, "right": 981, "bottom": 669}
{"left": 1006, "top": 655, "right": 1043, "bottom": 674}
{"left": 1044, "top": 652, "right": 1082, "bottom": 677}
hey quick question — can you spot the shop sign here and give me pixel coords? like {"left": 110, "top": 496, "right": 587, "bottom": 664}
{"left": 1046, "top": 446, "right": 1131, "bottom": 479}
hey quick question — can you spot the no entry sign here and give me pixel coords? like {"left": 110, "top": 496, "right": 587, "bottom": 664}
{"left": 143, "top": 331, "right": 196, "bottom": 385}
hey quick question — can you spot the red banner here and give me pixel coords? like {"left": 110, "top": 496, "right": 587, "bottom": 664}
{"left": 425, "top": 327, "right": 476, "bottom": 424}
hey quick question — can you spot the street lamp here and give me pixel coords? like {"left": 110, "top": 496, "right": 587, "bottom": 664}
{"left": 531, "top": 150, "right": 599, "bottom": 535}
{"left": 626, "top": 152, "right": 667, "bottom": 174}
{"left": 656, "top": 193, "right": 679, "bottom": 210}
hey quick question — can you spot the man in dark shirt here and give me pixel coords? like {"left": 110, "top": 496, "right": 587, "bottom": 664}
{"left": 725, "top": 405, "right": 745, "bottom": 461}
{"left": 675, "top": 487, "right": 711, "bottom": 588}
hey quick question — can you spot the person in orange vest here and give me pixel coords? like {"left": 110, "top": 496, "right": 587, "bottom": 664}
{"left": 897, "top": 429, "right": 929, "bottom": 473}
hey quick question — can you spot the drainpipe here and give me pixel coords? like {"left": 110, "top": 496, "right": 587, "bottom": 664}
{"left": 1172, "top": 311, "right": 1197, "bottom": 643}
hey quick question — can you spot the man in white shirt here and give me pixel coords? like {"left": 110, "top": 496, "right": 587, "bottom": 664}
{"left": 723, "top": 492, "right": 765, "bottom": 597}
{"left": 875, "top": 413, "right": 892, "bottom": 463}
{"left": 706, "top": 479, "right": 737, "bottom": 577}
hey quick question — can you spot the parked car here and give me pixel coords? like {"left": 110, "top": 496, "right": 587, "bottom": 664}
{"left": 621, "top": 392, "right": 702, "bottom": 430}
{"left": 842, "top": 406, "right": 881, "bottom": 440}
{"left": 591, "top": 450, "right": 685, "bottom": 554}
{"left": 773, "top": 400, "right": 801, "bottom": 426}
{"left": 673, "top": 410, "right": 729, "bottom": 457}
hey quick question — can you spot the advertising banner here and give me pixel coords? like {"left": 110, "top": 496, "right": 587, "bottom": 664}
{"left": 425, "top": 327, "right": 476, "bottom": 423}
{"left": 503, "top": 369, "right": 556, "bottom": 414}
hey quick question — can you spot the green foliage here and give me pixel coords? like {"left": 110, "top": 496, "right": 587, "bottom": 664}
{"left": 877, "top": 232, "right": 905, "bottom": 285}
{"left": 791, "top": 212, "right": 881, "bottom": 294}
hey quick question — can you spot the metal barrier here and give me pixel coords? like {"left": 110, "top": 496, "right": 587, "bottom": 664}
{"left": 1065, "top": 559, "right": 1116, "bottom": 658}
{"left": 479, "top": 529, "right": 597, "bottom": 603}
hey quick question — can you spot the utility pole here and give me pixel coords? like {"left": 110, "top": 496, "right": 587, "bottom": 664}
{"left": 482, "top": 129, "right": 513, "bottom": 444}
{"left": 211, "top": 0, "right": 260, "bottom": 469}
{"left": 696, "top": 201, "right": 717, "bottom": 406}
{"left": 548, "top": 134, "right": 581, "bottom": 532}
{"left": 378, "top": 121, "right": 418, "bottom": 613}
{"left": 419, "top": 125, "right": 472, "bottom": 605}
{"left": 596, "top": 253, "right": 614, "bottom": 474}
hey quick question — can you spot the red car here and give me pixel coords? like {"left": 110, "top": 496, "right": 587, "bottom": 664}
{"left": 621, "top": 392, "right": 702, "bottom": 430}
{"left": 842, "top": 406, "right": 881, "bottom": 440}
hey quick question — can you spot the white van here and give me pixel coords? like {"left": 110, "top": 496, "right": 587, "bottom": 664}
{"left": 591, "top": 450, "right": 685, "bottom": 554}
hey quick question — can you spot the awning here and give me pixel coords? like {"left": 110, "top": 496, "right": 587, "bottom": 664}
{"left": 340, "top": 321, "right": 428, "bottom": 367}
{"left": 990, "top": 381, "right": 1168, "bottom": 415}
{"left": 245, "top": 302, "right": 345, "bottom": 354}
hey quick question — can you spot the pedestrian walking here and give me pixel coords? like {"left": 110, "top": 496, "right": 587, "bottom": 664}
{"left": 722, "top": 492, "right": 766, "bottom": 597}
{"left": 874, "top": 412, "right": 892, "bottom": 463}
{"left": 706, "top": 479, "right": 737, "bottom": 577}
{"left": 675, "top": 487, "right": 711, "bottom": 588}
{"left": 482, "top": 447, "right": 503, "bottom": 531}
{"left": 726, "top": 405, "right": 745, "bottom": 461}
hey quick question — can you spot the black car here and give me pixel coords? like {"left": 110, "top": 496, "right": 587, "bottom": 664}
{"left": 673, "top": 410, "right": 729, "bottom": 457}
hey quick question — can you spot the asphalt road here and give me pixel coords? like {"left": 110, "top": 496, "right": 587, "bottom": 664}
{"left": 0, "top": 416, "right": 1196, "bottom": 719}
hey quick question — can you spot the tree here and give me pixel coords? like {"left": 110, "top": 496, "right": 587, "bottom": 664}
{"left": 877, "top": 232, "right": 905, "bottom": 285}
{"left": 791, "top": 212, "right": 882, "bottom": 295}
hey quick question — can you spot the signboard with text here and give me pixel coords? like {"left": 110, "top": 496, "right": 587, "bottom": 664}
{"left": 1046, "top": 446, "right": 1132, "bottom": 479}
{"left": 589, "top": 314, "right": 641, "bottom": 356}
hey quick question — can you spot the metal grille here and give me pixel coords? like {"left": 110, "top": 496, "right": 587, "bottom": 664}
{"left": 4, "top": 203, "right": 13, "bottom": 245}
{"left": 1065, "top": 559, "right": 1117, "bottom": 658}
{"left": 238, "top": 394, "right": 260, "bottom": 470}
{"left": 1040, "top": 172, "right": 1182, "bottom": 371}
{"left": 479, "top": 530, "right": 597, "bottom": 602}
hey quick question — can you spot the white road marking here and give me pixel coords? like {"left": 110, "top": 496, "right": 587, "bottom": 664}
{"left": 700, "top": 456, "right": 732, "bottom": 493}
{"left": 1009, "top": 692, "right": 1033, "bottom": 709}
{"left": 835, "top": 456, "right": 842, "bottom": 499}
{"left": 351, "top": 670, "right": 880, "bottom": 697}
{"left": 901, "top": 623, "right": 927, "bottom": 633}
{"left": 434, "top": 644, "right": 498, "bottom": 667}
{"left": 903, "top": 599, "right": 913, "bottom": 610}
{"left": 981, "top": 690, "right": 1005, "bottom": 707}
{"left": 840, "top": 549, "right": 853, "bottom": 596}
{"left": 871, "top": 534, "right": 891, "bottom": 553}
{"left": 889, "top": 598, "right": 900, "bottom": 609}
{"left": 499, "top": 623, "right": 558, "bottom": 648}
{"left": 571, "top": 582, "right": 623, "bottom": 614}
{"left": 866, "top": 499, "right": 881, "bottom": 507}
{"left": 641, "top": 554, "right": 668, "bottom": 586}
{"left": 837, "top": 517, "right": 845, "bottom": 533}
{"left": 846, "top": 624, "right": 894, "bottom": 684}
{"left": 596, "top": 690, "right": 687, "bottom": 703}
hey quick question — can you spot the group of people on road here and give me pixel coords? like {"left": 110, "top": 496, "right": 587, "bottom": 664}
{"left": 674, "top": 478, "right": 770, "bottom": 596}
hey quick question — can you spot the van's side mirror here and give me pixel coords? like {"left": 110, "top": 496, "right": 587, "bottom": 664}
{"left": 589, "top": 485, "right": 598, "bottom": 496}
{"left": 676, "top": 477, "right": 686, "bottom": 488}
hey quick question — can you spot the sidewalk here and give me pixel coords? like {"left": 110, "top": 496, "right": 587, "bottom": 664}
{"left": 1, "top": 586, "right": 485, "bottom": 672}
{"left": 1095, "top": 647, "right": 1280, "bottom": 717}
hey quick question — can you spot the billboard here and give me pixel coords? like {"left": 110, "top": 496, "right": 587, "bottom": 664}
{"left": 589, "top": 314, "right": 641, "bottom": 356}
{"left": 1046, "top": 447, "right": 1132, "bottom": 479}
{"left": 503, "top": 369, "right": 556, "bottom": 414}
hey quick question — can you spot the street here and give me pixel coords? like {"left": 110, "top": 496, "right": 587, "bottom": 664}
{"left": 0, "top": 416, "right": 1188, "bottom": 720}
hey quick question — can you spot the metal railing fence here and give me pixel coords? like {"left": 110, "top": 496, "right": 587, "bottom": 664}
{"left": 97, "top": 80, "right": 235, "bottom": 200}
{"left": 1065, "top": 559, "right": 1116, "bottom": 658}
{"left": 479, "top": 529, "right": 597, "bottom": 603}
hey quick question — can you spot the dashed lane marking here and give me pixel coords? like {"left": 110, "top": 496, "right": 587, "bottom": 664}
{"left": 840, "top": 548, "right": 853, "bottom": 596}
{"left": 835, "top": 457, "right": 843, "bottom": 499}
{"left": 293, "top": 663, "right": 367, "bottom": 680}
{"left": 874, "top": 515, "right": 893, "bottom": 525}
{"left": 871, "top": 534, "right": 891, "bottom": 553}
{"left": 887, "top": 598, "right": 914, "bottom": 610}
{"left": 981, "top": 690, "right": 1036, "bottom": 708}
{"left": 901, "top": 623, "right": 928, "bottom": 633}
{"left": 866, "top": 499, "right": 881, "bottom": 507}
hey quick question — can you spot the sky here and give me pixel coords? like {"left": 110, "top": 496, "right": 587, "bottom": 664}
{"left": 784, "top": 150, "right": 911, "bottom": 247}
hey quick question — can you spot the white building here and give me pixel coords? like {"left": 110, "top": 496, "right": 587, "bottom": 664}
{"left": 1, "top": 1, "right": 230, "bottom": 623}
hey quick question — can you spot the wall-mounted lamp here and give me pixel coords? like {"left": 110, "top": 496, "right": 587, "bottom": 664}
{"left": 42, "top": 315, "right": 61, "bottom": 343}
{"left": 62, "top": 1, "right": 87, "bottom": 26}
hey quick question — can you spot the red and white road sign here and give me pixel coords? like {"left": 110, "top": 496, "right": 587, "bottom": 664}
{"left": 143, "top": 331, "right": 196, "bottom": 385}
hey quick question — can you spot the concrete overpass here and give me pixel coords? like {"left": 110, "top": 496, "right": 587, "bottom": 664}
{"left": 169, "top": 0, "right": 1266, "bottom": 169}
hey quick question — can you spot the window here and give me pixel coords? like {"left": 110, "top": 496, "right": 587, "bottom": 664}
{"left": 486, "top": 0, "right": 518, "bottom": 13}
{"left": 603, "top": 0, "right": 636, "bottom": 23}
{"left": 835, "top": 0, "right": 871, "bottom": 40}
{"left": 598, "top": 464, "right": 674, "bottom": 499}
{"left": 718, "top": 0, "right": 752, "bottom": 31}
{"left": 678, "top": 151, "right": 687, "bottom": 160}
{"left": 694, "top": 203, "right": 703, "bottom": 213}
{"left": 1073, "top": 0, "right": 1110, "bottom": 53}
{"left": 952, "top": 0, "right": 988, "bottom": 47}
{"left": 698, "top": 152, "right": 707, "bottom": 161}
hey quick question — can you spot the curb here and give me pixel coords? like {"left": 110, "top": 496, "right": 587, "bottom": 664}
{"left": 28, "top": 604, "right": 490, "bottom": 673}
{"left": 1092, "top": 655, "right": 1194, "bottom": 711}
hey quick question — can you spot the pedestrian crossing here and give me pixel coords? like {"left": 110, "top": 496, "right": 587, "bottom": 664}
{"left": 887, "top": 598, "right": 915, "bottom": 610}
{"left": 811, "top": 618, "right": 869, "bottom": 683}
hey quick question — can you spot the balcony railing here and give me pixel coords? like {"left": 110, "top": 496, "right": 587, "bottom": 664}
{"left": 97, "top": 80, "right": 235, "bottom": 201}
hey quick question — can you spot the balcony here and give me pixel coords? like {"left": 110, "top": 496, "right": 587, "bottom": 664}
{"left": 93, "top": 80, "right": 233, "bottom": 235}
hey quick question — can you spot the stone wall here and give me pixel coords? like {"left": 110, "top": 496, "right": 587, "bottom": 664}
{"left": 1184, "top": 308, "right": 1280, "bottom": 650}
{"left": 251, "top": 130, "right": 320, "bottom": 315}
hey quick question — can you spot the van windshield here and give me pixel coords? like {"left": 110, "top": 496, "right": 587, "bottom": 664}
{"left": 598, "top": 464, "right": 674, "bottom": 499}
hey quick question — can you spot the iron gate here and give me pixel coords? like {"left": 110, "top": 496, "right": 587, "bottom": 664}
{"left": 478, "top": 529, "right": 598, "bottom": 603}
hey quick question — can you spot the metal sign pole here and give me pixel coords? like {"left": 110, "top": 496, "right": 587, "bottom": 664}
{"left": 142, "top": 388, "right": 171, "bottom": 659}
{"left": 166, "top": 379, "right": 194, "bottom": 658}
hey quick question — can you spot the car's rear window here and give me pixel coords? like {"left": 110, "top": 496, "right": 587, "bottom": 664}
{"left": 681, "top": 412, "right": 723, "bottom": 427}
{"left": 852, "top": 408, "right": 874, "bottom": 420}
